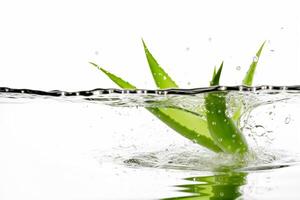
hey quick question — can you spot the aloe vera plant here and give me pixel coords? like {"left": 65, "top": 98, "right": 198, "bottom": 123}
{"left": 205, "top": 63, "right": 248, "bottom": 154}
{"left": 91, "top": 40, "right": 265, "bottom": 154}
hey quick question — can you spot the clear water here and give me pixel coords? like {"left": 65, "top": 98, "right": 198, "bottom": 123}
{"left": 1, "top": 85, "right": 300, "bottom": 199}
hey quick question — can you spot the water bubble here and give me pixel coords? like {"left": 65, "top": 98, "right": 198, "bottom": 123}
{"left": 236, "top": 66, "right": 241, "bottom": 71}
{"left": 261, "top": 86, "right": 267, "bottom": 90}
{"left": 285, "top": 116, "right": 291, "bottom": 124}
{"left": 268, "top": 86, "right": 273, "bottom": 90}
{"left": 253, "top": 125, "right": 266, "bottom": 136}
{"left": 219, "top": 86, "right": 226, "bottom": 91}
{"left": 253, "top": 56, "right": 258, "bottom": 62}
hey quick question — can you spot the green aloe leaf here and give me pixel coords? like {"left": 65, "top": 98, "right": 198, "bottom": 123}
{"left": 210, "top": 62, "right": 223, "bottom": 86}
{"left": 90, "top": 62, "right": 136, "bottom": 89}
{"left": 232, "top": 41, "right": 266, "bottom": 122}
{"left": 142, "top": 39, "right": 178, "bottom": 89}
{"left": 92, "top": 63, "right": 222, "bottom": 152}
{"left": 242, "top": 41, "right": 266, "bottom": 86}
{"left": 205, "top": 63, "right": 248, "bottom": 154}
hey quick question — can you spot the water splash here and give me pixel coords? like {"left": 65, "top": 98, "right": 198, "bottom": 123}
{"left": 2, "top": 85, "right": 300, "bottom": 171}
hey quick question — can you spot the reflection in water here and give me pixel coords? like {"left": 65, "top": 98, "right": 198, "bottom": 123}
{"left": 164, "top": 171, "right": 247, "bottom": 200}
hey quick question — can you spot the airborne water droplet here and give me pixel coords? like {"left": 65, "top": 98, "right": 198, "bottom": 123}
{"left": 236, "top": 66, "right": 241, "bottom": 71}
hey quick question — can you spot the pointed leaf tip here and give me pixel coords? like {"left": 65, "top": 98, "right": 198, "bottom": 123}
{"left": 142, "top": 40, "right": 178, "bottom": 89}
{"left": 89, "top": 61, "right": 98, "bottom": 67}
{"left": 242, "top": 41, "right": 266, "bottom": 86}
{"left": 210, "top": 62, "right": 224, "bottom": 86}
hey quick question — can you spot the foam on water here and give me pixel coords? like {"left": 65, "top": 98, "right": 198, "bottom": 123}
{"left": 1, "top": 85, "right": 300, "bottom": 172}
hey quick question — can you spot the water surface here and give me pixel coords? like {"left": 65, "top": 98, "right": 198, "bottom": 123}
{"left": 1, "top": 85, "right": 300, "bottom": 199}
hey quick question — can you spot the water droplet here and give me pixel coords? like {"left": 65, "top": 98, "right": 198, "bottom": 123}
{"left": 163, "top": 76, "right": 167, "bottom": 80}
{"left": 94, "top": 51, "right": 99, "bottom": 55}
{"left": 268, "top": 86, "right": 273, "bottom": 90}
{"left": 285, "top": 116, "right": 291, "bottom": 124}
{"left": 219, "top": 86, "right": 226, "bottom": 90}
{"left": 253, "top": 56, "right": 258, "bottom": 62}
{"left": 208, "top": 37, "right": 212, "bottom": 42}
{"left": 218, "top": 109, "right": 221, "bottom": 113}
{"left": 232, "top": 134, "right": 236, "bottom": 138}
{"left": 212, "top": 121, "right": 217, "bottom": 126}
{"left": 187, "top": 82, "right": 191, "bottom": 86}
{"left": 185, "top": 47, "right": 190, "bottom": 51}
{"left": 220, "top": 192, "right": 224, "bottom": 197}
{"left": 253, "top": 125, "right": 266, "bottom": 136}
{"left": 236, "top": 66, "right": 241, "bottom": 71}
{"left": 270, "top": 49, "right": 275, "bottom": 52}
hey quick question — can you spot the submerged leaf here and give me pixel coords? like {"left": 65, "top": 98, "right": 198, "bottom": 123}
{"left": 233, "top": 41, "right": 266, "bottom": 122}
{"left": 142, "top": 39, "right": 178, "bottom": 89}
{"left": 93, "top": 63, "right": 222, "bottom": 152}
{"left": 206, "top": 62, "right": 248, "bottom": 154}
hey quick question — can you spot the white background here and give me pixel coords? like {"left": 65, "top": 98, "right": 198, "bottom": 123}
{"left": 0, "top": 0, "right": 299, "bottom": 91}
{"left": 0, "top": 1, "right": 300, "bottom": 200}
